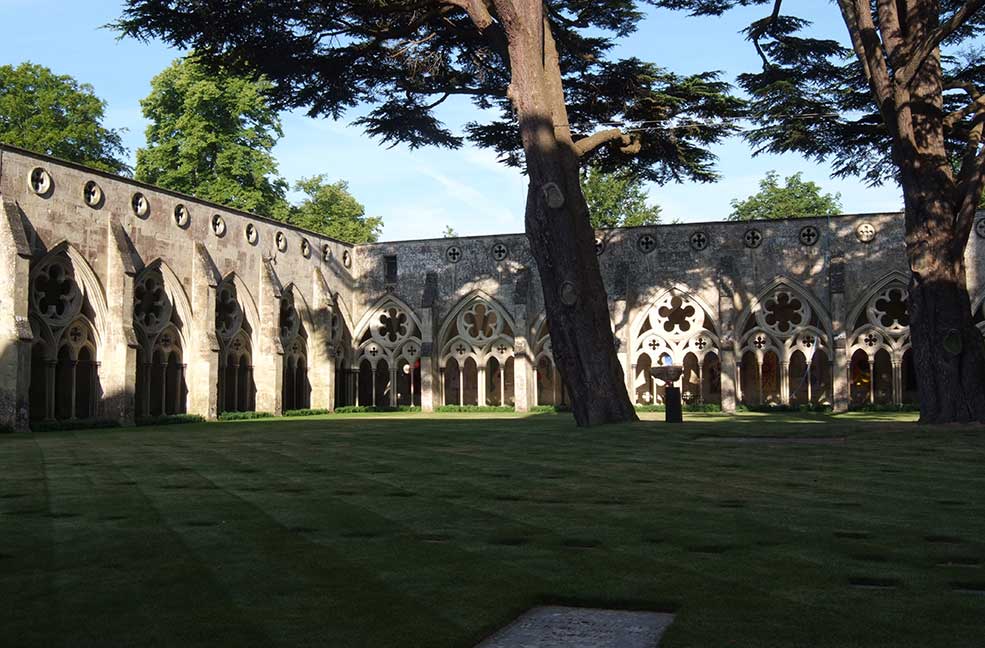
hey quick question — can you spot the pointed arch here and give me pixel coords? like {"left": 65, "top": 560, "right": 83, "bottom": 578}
{"left": 845, "top": 270, "right": 910, "bottom": 331}
{"left": 353, "top": 293, "right": 424, "bottom": 342}
{"left": 436, "top": 289, "right": 517, "bottom": 347}
{"left": 281, "top": 282, "right": 316, "bottom": 338}
{"left": 629, "top": 283, "right": 721, "bottom": 339}
{"left": 34, "top": 241, "right": 109, "bottom": 347}
{"left": 219, "top": 271, "right": 261, "bottom": 345}
{"left": 734, "top": 276, "right": 833, "bottom": 341}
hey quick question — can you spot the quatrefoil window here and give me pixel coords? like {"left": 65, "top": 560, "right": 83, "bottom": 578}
{"left": 491, "top": 243, "right": 508, "bottom": 261}
{"left": 132, "top": 193, "right": 150, "bottom": 218}
{"left": 799, "top": 225, "right": 819, "bottom": 246}
{"left": 280, "top": 294, "right": 300, "bottom": 340}
{"left": 301, "top": 239, "right": 311, "bottom": 258}
{"left": 134, "top": 270, "right": 172, "bottom": 334}
{"left": 744, "top": 228, "right": 762, "bottom": 248}
{"left": 32, "top": 257, "right": 81, "bottom": 326}
{"left": 461, "top": 302, "right": 500, "bottom": 342}
{"left": 215, "top": 282, "right": 244, "bottom": 340}
{"left": 446, "top": 246, "right": 462, "bottom": 263}
{"left": 855, "top": 222, "right": 876, "bottom": 243}
{"left": 245, "top": 224, "right": 258, "bottom": 245}
{"left": 871, "top": 287, "right": 908, "bottom": 331}
{"left": 637, "top": 234, "right": 656, "bottom": 254}
{"left": 174, "top": 204, "right": 190, "bottom": 228}
{"left": 689, "top": 231, "right": 708, "bottom": 251}
{"left": 212, "top": 214, "right": 226, "bottom": 237}
{"left": 276, "top": 231, "right": 287, "bottom": 252}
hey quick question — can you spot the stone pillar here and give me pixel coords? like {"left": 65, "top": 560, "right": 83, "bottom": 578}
{"left": 188, "top": 243, "right": 220, "bottom": 419}
{"left": 829, "top": 254, "right": 850, "bottom": 412}
{"left": 513, "top": 303, "right": 532, "bottom": 413}
{"left": 419, "top": 272, "right": 438, "bottom": 412}
{"left": 255, "top": 258, "right": 284, "bottom": 415}
{"left": 780, "top": 360, "right": 790, "bottom": 405}
{"left": 310, "top": 269, "right": 336, "bottom": 411}
{"left": 717, "top": 275, "right": 738, "bottom": 414}
{"left": 0, "top": 199, "right": 33, "bottom": 431}
{"left": 102, "top": 221, "right": 139, "bottom": 425}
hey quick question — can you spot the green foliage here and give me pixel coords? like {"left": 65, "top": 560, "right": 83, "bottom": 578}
{"left": 580, "top": 166, "right": 661, "bottom": 229}
{"left": 283, "top": 409, "right": 331, "bottom": 417}
{"left": 32, "top": 418, "right": 121, "bottom": 432}
{"left": 217, "top": 411, "right": 273, "bottom": 421}
{"left": 736, "top": 403, "right": 832, "bottom": 413}
{"left": 135, "top": 414, "right": 205, "bottom": 427}
{"left": 434, "top": 405, "right": 515, "bottom": 413}
{"left": 728, "top": 172, "right": 841, "bottom": 221}
{"left": 530, "top": 405, "right": 571, "bottom": 414}
{"left": 287, "top": 176, "right": 381, "bottom": 244}
{"left": 136, "top": 57, "right": 289, "bottom": 218}
{"left": 442, "top": 225, "right": 458, "bottom": 238}
{"left": 116, "top": 2, "right": 743, "bottom": 185}
{"left": 635, "top": 403, "right": 722, "bottom": 412}
{"left": 334, "top": 406, "right": 420, "bottom": 414}
{"left": 0, "top": 62, "right": 128, "bottom": 173}
{"left": 849, "top": 403, "right": 921, "bottom": 413}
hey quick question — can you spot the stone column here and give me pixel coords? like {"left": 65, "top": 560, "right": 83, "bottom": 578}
{"left": 717, "top": 275, "right": 738, "bottom": 414}
{"left": 309, "top": 269, "right": 336, "bottom": 411}
{"left": 780, "top": 360, "right": 790, "bottom": 405}
{"left": 0, "top": 199, "right": 33, "bottom": 431}
{"left": 419, "top": 272, "right": 438, "bottom": 412}
{"left": 188, "top": 243, "right": 221, "bottom": 419}
{"left": 103, "top": 221, "right": 139, "bottom": 425}
{"left": 512, "top": 303, "right": 531, "bottom": 413}
{"left": 829, "top": 254, "right": 850, "bottom": 412}
{"left": 255, "top": 258, "right": 284, "bottom": 415}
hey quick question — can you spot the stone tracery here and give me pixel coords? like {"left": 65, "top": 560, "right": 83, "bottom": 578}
{"left": 439, "top": 295, "right": 515, "bottom": 407}
{"left": 355, "top": 298, "right": 423, "bottom": 407}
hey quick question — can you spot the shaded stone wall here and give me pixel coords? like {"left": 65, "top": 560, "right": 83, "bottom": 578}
{"left": 2, "top": 143, "right": 984, "bottom": 429}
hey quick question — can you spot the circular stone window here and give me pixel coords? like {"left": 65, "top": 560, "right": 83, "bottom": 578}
{"left": 29, "top": 167, "right": 53, "bottom": 196}
{"left": 637, "top": 233, "right": 656, "bottom": 254}
{"left": 342, "top": 249, "right": 352, "bottom": 268}
{"left": 131, "top": 193, "right": 150, "bottom": 218}
{"left": 689, "top": 231, "right": 709, "bottom": 251}
{"left": 799, "top": 225, "right": 819, "bottom": 246}
{"left": 594, "top": 237, "right": 605, "bottom": 256}
{"left": 174, "top": 204, "right": 190, "bottom": 228}
{"left": 446, "top": 245, "right": 463, "bottom": 263}
{"left": 855, "top": 222, "right": 876, "bottom": 243}
{"left": 245, "top": 223, "right": 258, "bottom": 245}
{"left": 322, "top": 244, "right": 332, "bottom": 262}
{"left": 491, "top": 242, "right": 509, "bottom": 261}
{"left": 211, "top": 214, "right": 226, "bottom": 237}
{"left": 743, "top": 228, "right": 763, "bottom": 248}
{"left": 975, "top": 219, "right": 985, "bottom": 240}
{"left": 301, "top": 239, "right": 311, "bottom": 258}
{"left": 276, "top": 231, "right": 287, "bottom": 252}
{"left": 83, "top": 180, "right": 103, "bottom": 208}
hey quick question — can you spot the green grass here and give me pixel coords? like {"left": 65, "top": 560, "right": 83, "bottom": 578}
{"left": 2, "top": 410, "right": 983, "bottom": 647}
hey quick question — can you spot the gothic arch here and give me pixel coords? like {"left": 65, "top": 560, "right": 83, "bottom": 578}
{"left": 353, "top": 295, "right": 423, "bottom": 407}
{"left": 629, "top": 284, "right": 721, "bottom": 339}
{"left": 353, "top": 294, "right": 424, "bottom": 345}
{"left": 845, "top": 270, "right": 911, "bottom": 331}
{"left": 32, "top": 242, "right": 109, "bottom": 347}
{"left": 217, "top": 272, "right": 261, "bottom": 347}
{"left": 735, "top": 276, "right": 833, "bottom": 341}
{"left": 437, "top": 290, "right": 516, "bottom": 407}
{"left": 215, "top": 272, "right": 261, "bottom": 413}
{"left": 845, "top": 271, "right": 911, "bottom": 406}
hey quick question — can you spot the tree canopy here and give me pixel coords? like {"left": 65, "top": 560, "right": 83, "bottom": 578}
{"left": 581, "top": 166, "right": 662, "bottom": 228}
{"left": 0, "top": 62, "right": 128, "bottom": 174}
{"left": 728, "top": 171, "right": 841, "bottom": 221}
{"left": 116, "top": 2, "right": 742, "bottom": 185}
{"left": 136, "top": 56, "right": 289, "bottom": 218}
{"left": 288, "top": 176, "right": 382, "bottom": 244}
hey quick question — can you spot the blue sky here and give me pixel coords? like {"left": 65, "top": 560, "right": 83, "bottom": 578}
{"left": 0, "top": 0, "right": 905, "bottom": 240}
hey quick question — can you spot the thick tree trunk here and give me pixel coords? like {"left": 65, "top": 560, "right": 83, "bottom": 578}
{"left": 904, "top": 199, "right": 985, "bottom": 423}
{"left": 499, "top": 3, "right": 637, "bottom": 426}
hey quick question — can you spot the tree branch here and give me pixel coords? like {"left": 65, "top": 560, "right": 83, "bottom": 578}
{"left": 574, "top": 128, "right": 639, "bottom": 157}
{"left": 748, "top": 0, "right": 783, "bottom": 68}
{"left": 897, "top": 0, "right": 985, "bottom": 87}
{"left": 837, "top": 0, "right": 897, "bottom": 130}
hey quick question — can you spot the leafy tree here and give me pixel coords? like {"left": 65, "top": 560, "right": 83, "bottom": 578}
{"left": 136, "top": 57, "right": 289, "bottom": 218}
{"left": 728, "top": 171, "right": 841, "bottom": 221}
{"left": 0, "top": 62, "right": 128, "bottom": 174}
{"left": 289, "top": 176, "right": 382, "bottom": 244}
{"left": 117, "top": 1, "right": 744, "bottom": 426}
{"left": 581, "top": 166, "right": 662, "bottom": 228}
{"left": 656, "top": 0, "right": 985, "bottom": 423}
{"left": 442, "top": 225, "right": 458, "bottom": 238}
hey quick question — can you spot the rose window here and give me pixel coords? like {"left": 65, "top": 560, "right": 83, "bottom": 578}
{"left": 872, "top": 287, "right": 908, "bottom": 331}
{"left": 657, "top": 295, "right": 697, "bottom": 334}
{"left": 134, "top": 271, "right": 172, "bottom": 333}
{"left": 375, "top": 307, "right": 410, "bottom": 344}
{"left": 762, "top": 291, "right": 805, "bottom": 334}
{"left": 460, "top": 302, "right": 501, "bottom": 343}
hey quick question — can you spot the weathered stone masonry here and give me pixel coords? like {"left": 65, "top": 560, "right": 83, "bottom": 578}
{"left": 2, "top": 143, "right": 985, "bottom": 430}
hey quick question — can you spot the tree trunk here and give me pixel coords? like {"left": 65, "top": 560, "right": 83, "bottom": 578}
{"left": 498, "top": 2, "right": 637, "bottom": 426}
{"left": 904, "top": 198, "right": 985, "bottom": 423}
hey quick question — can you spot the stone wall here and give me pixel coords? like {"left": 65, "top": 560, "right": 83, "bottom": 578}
{"left": 2, "top": 143, "right": 984, "bottom": 429}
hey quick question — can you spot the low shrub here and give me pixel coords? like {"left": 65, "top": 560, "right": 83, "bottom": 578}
{"left": 635, "top": 403, "right": 722, "bottom": 413}
{"left": 0, "top": 424, "right": 14, "bottom": 434}
{"left": 135, "top": 414, "right": 205, "bottom": 427}
{"left": 218, "top": 411, "right": 273, "bottom": 421}
{"left": 737, "top": 403, "right": 832, "bottom": 413}
{"left": 32, "top": 418, "right": 121, "bottom": 432}
{"left": 435, "top": 405, "right": 515, "bottom": 413}
{"left": 530, "top": 405, "right": 570, "bottom": 414}
{"left": 334, "top": 405, "right": 420, "bottom": 414}
{"left": 283, "top": 408, "right": 331, "bottom": 417}
{"left": 849, "top": 403, "right": 920, "bottom": 412}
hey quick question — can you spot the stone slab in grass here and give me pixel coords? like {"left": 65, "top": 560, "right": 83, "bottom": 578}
{"left": 476, "top": 606, "right": 674, "bottom": 648}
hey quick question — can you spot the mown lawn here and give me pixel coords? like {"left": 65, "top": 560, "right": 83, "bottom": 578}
{"left": 1, "top": 411, "right": 983, "bottom": 647}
